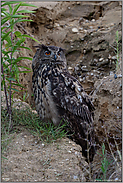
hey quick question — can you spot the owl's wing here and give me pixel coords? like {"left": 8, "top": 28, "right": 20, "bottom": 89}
{"left": 50, "top": 70, "right": 96, "bottom": 162}
{"left": 51, "top": 70, "right": 95, "bottom": 123}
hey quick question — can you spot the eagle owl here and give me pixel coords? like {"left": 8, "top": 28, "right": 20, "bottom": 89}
{"left": 32, "top": 44, "right": 97, "bottom": 162}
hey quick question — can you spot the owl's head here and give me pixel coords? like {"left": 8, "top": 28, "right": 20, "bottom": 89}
{"left": 32, "top": 44, "right": 67, "bottom": 70}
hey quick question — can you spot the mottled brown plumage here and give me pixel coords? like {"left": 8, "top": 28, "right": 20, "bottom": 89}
{"left": 32, "top": 44, "right": 97, "bottom": 162}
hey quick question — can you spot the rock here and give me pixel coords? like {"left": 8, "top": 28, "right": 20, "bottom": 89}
{"left": 72, "top": 28, "right": 78, "bottom": 33}
{"left": 99, "top": 58, "right": 104, "bottom": 62}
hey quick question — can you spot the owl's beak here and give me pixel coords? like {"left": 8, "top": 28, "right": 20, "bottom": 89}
{"left": 54, "top": 54, "right": 57, "bottom": 61}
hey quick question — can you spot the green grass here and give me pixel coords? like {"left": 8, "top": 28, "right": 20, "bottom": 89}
{"left": 96, "top": 143, "right": 111, "bottom": 181}
{"left": 1, "top": 106, "right": 67, "bottom": 154}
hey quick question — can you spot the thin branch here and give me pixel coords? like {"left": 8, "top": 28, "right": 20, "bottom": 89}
{"left": 1, "top": 64, "right": 9, "bottom": 113}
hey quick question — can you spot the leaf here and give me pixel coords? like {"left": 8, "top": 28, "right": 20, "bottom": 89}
{"left": 18, "top": 56, "right": 32, "bottom": 61}
{"left": 19, "top": 66, "right": 31, "bottom": 70}
{"left": 17, "top": 10, "right": 36, "bottom": 14}
{"left": 1, "top": 8, "right": 7, "bottom": 12}
{"left": 7, "top": 78, "right": 16, "bottom": 81}
{"left": 19, "top": 71, "right": 31, "bottom": 73}
{"left": 22, "top": 35, "right": 41, "bottom": 44}
{"left": 14, "top": 31, "right": 22, "bottom": 37}
{"left": 13, "top": 3, "right": 21, "bottom": 15}
{"left": 1, "top": 17, "right": 9, "bottom": 25}
{"left": 11, "top": 15, "right": 29, "bottom": 18}
{"left": 8, "top": 4, "right": 13, "bottom": 14}
{"left": 11, "top": 88, "right": 20, "bottom": 92}
{"left": 11, "top": 83, "right": 25, "bottom": 88}
{"left": 19, "top": 46, "right": 32, "bottom": 51}
{"left": 20, "top": 3, "right": 37, "bottom": 8}
{"left": 1, "top": 31, "right": 12, "bottom": 41}
{"left": 101, "top": 166, "right": 105, "bottom": 173}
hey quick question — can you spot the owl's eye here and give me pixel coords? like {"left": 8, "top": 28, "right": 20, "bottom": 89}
{"left": 58, "top": 52, "right": 61, "bottom": 56}
{"left": 44, "top": 51, "right": 51, "bottom": 56}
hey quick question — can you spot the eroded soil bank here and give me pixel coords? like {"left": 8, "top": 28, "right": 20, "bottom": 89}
{"left": 2, "top": 1, "right": 122, "bottom": 182}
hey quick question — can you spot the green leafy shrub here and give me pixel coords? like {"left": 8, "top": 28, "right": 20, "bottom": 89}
{"left": 1, "top": 1, "right": 40, "bottom": 129}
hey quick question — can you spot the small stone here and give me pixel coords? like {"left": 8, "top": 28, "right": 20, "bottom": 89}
{"left": 99, "top": 58, "right": 103, "bottom": 62}
{"left": 82, "top": 65, "right": 87, "bottom": 69}
{"left": 79, "top": 27, "right": 83, "bottom": 31}
{"left": 68, "top": 150, "right": 71, "bottom": 153}
{"left": 85, "top": 20, "right": 89, "bottom": 23}
{"left": 108, "top": 54, "right": 112, "bottom": 59}
{"left": 72, "top": 28, "right": 78, "bottom": 33}
{"left": 89, "top": 26, "right": 93, "bottom": 29}
{"left": 54, "top": 23, "right": 60, "bottom": 27}
{"left": 92, "top": 19, "right": 95, "bottom": 22}
{"left": 112, "top": 56, "right": 117, "bottom": 60}
{"left": 68, "top": 67, "right": 73, "bottom": 70}
{"left": 110, "top": 71, "right": 114, "bottom": 75}
{"left": 68, "top": 7, "right": 71, "bottom": 9}
{"left": 74, "top": 175, "right": 78, "bottom": 179}
{"left": 117, "top": 74, "right": 122, "bottom": 78}
{"left": 84, "top": 29, "right": 87, "bottom": 33}
{"left": 83, "top": 49, "right": 86, "bottom": 54}
{"left": 42, "top": 143, "right": 45, "bottom": 147}
{"left": 117, "top": 106, "right": 119, "bottom": 109}
{"left": 75, "top": 66, "right": 80, "bottom": 71}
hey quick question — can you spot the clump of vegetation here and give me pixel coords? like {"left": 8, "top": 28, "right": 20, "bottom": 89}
{"left": 1, "top": 1, "right": 39, "bottom": 130}
{"left": 1, "top": 105, "right": 67, "bottom": 158}
{"left": 96, "top": 143, "right": 111, "bottom": 181}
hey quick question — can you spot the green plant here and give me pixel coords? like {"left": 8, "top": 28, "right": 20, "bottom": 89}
{"left": 96, "top": 143, "right": 111, "bottom": 181}
{"left": 1, "top": 106, "right": 67, "bottom": 149}
{"left": 1, "top": 1, "right": 40, "bottom": 130}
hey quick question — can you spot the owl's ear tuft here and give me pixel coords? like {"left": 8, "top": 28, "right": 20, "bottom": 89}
{"left": 33, "top": 44, "right": 48, "bottom": 50}
{"left": 59, "top": 47, "right": 66, "bottom": 53}
{"left": 41, "top": 44, "right": 48, "bottom": 50}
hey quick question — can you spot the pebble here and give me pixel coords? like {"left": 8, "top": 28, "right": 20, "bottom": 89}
{"left": 117, "top": 74, "right": 122, "bottom": 78}
{"left": 99, "top": 57, "right": 103, "bottom": 62}
{"left": 68, "top": 7, "right": 71, "bottom": 9}
{"left": 68, "top": 150, "right": 71, "bottom": 153}
{"left": 112, "top": 56, "right": 117, "bottom": 60}
{"left": 68, "top": 67, "right": 73, "bottom": 70}
{"left": 75, "top": 66, "right": 80, "bottom": 71}
{"left": 92, "top": 19, "right": 95, "bottom": 22}
{"left": 83, "top": 49, "right": 86, "bottom": 54}
{"left": 110, "top": 71, "right": 114, "bottom": 75}
{"left": 79, "top": 27, "right": 83, "bottom": 31}
{"left": 42, "top": 143, "right": 45, "bottom": 147}
{"left": 72, "top": 28, "right": 78, "bottom": 33}
{"left": 74, "top": 175, "right": 78, "bottom": 179}
{"left": 54, "top": 23, "right": 60, "bottom": 27}
{"left": 89, "top": 26, "right": 93, "bottom": 29}
{"left": 85, "top": 20, "right": 89, "bottom": 23}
